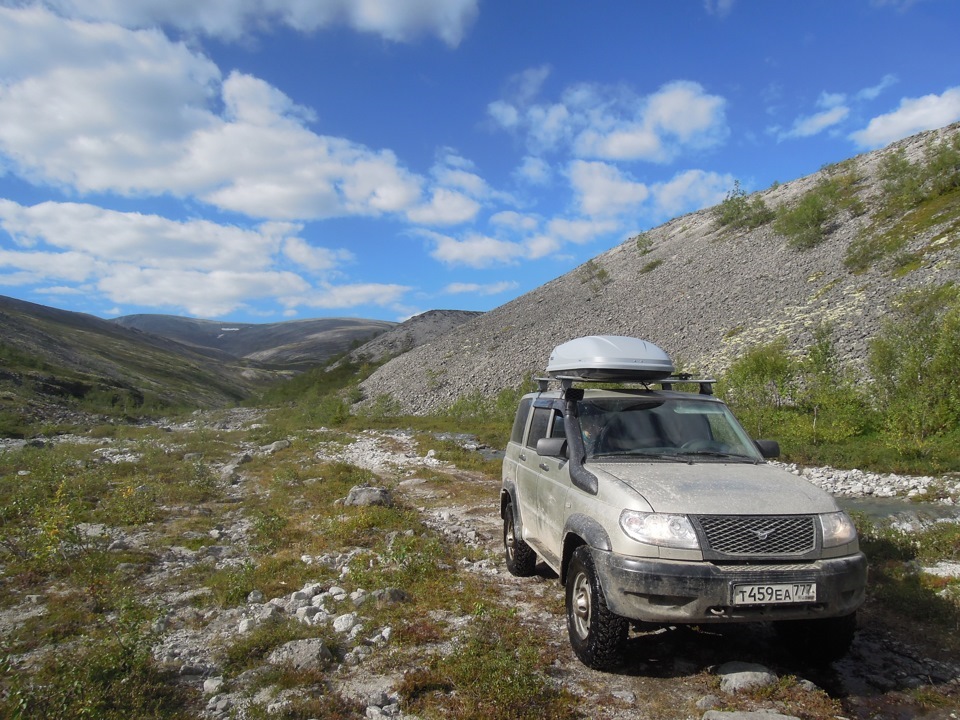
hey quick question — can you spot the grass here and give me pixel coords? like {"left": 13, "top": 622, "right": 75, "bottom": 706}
{"left": 396, "top": 609, "right": 578, "bottom": 720}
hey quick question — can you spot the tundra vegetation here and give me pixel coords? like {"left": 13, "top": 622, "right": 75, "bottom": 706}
{"left": 2, "top": 136, "right": 960, "bottom": 718}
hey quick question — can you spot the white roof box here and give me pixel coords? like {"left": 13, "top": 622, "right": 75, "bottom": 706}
{"left": 547, "top": 335, "right": 674, "bottom": 381}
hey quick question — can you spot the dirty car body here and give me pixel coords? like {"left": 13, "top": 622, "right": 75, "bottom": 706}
{"left": 500, "top": 336, "right": 867, "bottom": 669}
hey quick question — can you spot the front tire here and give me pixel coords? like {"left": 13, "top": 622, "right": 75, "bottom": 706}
{"left": 565, "top": 546, "right": 628, "bottom": 669}
{"left": 503, "top": 502, "right": 536, "bottom": 576}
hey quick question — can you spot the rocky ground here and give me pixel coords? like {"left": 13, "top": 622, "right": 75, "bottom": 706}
{"left": 3, "top": 412, "right": 960, "bottom": 719}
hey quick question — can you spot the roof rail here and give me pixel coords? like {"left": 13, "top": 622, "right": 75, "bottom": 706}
{"left": 535, "top": 373, "right": 716, "bottom": 395}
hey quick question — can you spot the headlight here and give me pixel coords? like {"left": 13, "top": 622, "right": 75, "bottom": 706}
{"left": 820, "top": 511, "right": 858, "bottom": 548}
{"left": 619, "top": 510, "right": 700, "bottom": 549}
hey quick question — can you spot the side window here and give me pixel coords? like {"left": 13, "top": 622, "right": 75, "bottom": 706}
{"left": 510, "top": 398, "right": 533, "bottom": 445}
{"left": 526, "top": 407, "right": 552, "bottom": 449}
{"left": 551, "top": 412, "right": 565, "bottom": 439}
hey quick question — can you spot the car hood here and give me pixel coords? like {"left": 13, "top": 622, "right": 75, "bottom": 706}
{"left": 589, "top": 460, "right": 838, "bottom": 515}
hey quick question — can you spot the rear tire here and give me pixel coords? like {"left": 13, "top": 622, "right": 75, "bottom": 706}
{"left": 773, "top": 612, "right": 857, "bottom": 663}
{"left": 565, "top": 546, "right": 628, "bottom": 670}
{"left": 503, "top": 502, "right": 536, "bottom": 576}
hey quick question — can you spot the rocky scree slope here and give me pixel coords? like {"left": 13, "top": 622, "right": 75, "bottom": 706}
{"left": 333, "top": 310, "right": 482, "bottom": 368}
{"left": 358, "top": 123, "right": 960, "bottom": 415}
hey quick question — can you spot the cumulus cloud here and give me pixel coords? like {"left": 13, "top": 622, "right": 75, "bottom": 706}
{"left": 97, "top": 267, "right": 309, "bottom": 317}
{"left": 568, "top": 161, "right": 649, "bottom": 217}
{"left": 850, "top": 87, "right": 960, "bottom": 148}
{"left": 0, "top": 199, "right": 388, "bottom": 317}
{"left": 285, "top": 282, "right": 411, "bottom": 310}
{"left": 17, "top": 0, "right": 480, "bottom": 46}
{"left": 443, "top": 280, "right": 518, "bottom": 295}
{"left": 547, "top": 217, "right": 620, "bottom": 244}
{"left": 0, "top": 8, "right": 426, "bottom": 221}
{"left": 488, "top": 75, "right": 728, "bottom": 163}
{"left": 406, "top": 188, "right": 481, "bottom": 225}
{"left": 427, "top": 231, "right": 528, "bottom": 268}
{"left": 650, "top": 169, "right": 733, "bottom": 218}
{"left": 776, "top": 76, "right": 901, "bottom": 142}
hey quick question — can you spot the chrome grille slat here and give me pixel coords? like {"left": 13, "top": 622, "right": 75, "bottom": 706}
{"left": 694, "top": 515, "right": 817, "bottom": 557}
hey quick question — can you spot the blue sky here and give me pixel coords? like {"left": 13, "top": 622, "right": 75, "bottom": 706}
{"left": 1, "top": 0, "right": 959, "bottom": 323}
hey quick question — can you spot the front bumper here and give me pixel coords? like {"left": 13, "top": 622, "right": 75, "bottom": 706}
{"left": 592, "top": 550, "right": 867, "bottom": 624}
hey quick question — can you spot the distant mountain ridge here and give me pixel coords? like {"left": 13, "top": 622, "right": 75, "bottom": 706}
{"left": 111, "top": 314, "right": 396, "bottom": 368}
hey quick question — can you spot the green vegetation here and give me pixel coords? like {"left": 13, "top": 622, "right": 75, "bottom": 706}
{"left": 772, "top": 164, "right": 864, "bottom": 249}
{"left": 578, "top": 258, "right": 611, "bottom": 293}
{"left": 397, "top": 609, "right": 577, "bottom": 720}
{"left": 713, "top": 180, "right": 775, "bottom": 231}
{"left": 634, "top": 231, "right": 654, "bottom": 254}
{"left": 640, "top": 258, "right": 664, "bottom": 274}
{"left": 845, "top": 134, "right": 960, "bottom": 272}
{"left": 718, "top": 283, "right": 960, "bottom": 473}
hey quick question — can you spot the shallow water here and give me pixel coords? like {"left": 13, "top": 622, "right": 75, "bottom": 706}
{"left": 837, "top": 495, "right": 960, "bottom": 529}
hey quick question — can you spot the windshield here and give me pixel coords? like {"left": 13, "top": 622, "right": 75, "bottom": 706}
{"left": 578, "top": 395, "right": 762, "bottom": 463}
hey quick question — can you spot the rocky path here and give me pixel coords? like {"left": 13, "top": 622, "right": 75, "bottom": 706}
{"left": 314, "top": 429, "right": 960, "bottom": 720}
{"left": 4, "top": 418, "right": 960, "bottom": 719}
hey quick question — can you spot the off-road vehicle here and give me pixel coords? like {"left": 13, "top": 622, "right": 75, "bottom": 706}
{"left": 500, "top": 336, "right": 866, "bottom": 669}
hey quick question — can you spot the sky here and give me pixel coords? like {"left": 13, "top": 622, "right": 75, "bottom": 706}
{"left": 1, "top": 1, "right": 959, "bottom": 324}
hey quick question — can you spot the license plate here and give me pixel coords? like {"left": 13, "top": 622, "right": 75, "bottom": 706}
{"left": 732, "top": 582, "right": 816, "bottom": 605}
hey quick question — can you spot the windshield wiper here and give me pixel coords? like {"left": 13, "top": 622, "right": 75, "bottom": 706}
{"left": 675, "top": 450, "right": 760, "bottom": 463}
{"left": 591, "top": 451, "right": 692, "bottom": 464}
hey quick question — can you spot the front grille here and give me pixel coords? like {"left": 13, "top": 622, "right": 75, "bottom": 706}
{"left": 694, "top": 515, "right": 817, "bottom": 559}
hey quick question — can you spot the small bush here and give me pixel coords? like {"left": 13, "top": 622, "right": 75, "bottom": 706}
{"left": 634, "top": 232, "right": 654, "bottom": 254}
{"left": 774, "top": 189, "right": 833, "bottom": 249}
{"left": 714, "top": 180, "right": 774, "bottom": 230}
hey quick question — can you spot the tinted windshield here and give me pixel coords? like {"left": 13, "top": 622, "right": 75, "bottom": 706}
{"left": 578, "top": 396, "right": 762, "bottom": 462}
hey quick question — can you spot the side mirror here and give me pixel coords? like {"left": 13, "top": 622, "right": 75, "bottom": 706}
{"left": 536, "top": 437, "right": 568, "bottom": 459}
{"left": 754, "top": 439, "right": 780, "bottom": 458}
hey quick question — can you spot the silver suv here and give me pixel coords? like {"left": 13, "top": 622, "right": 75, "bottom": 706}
{"left": 500, "top": 336, "right": 866, "bottom": 669}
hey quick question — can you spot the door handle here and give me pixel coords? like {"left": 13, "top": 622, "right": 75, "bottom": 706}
{"left": 539, "top": 463, "right": 550, "bottom": 471}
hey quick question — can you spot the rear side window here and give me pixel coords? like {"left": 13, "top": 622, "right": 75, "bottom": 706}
{"left": 526, "top": 407, "right": 552, "bottom": 449}
{"left": 510, "top": 398, "right": 533, "bottom": 445}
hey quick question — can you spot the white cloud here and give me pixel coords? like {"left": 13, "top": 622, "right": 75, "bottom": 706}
{"left": 856, "top": 74, "right": 897, "bottom": 101}
{"left": 651, "top": 170, "right": 733, "bottom": 218}
{"left": 283, "top": 237, "right": 354, "bottom": 272}
{"left": 568, "top": 161, "right": 649, "bottom": 217}
{"left": 704, "top": 0, "right": 736, "bottom": 17}
{"left": 25, "top": 0, "right": 480, "bottom": 46}
{"left": 287, "top": 282, "right": 411, "bottom": 310}
{"left": 779, "top": 105, "right": 850, "bottom": 140}
{"left": 0, "top": 9, "right": 426, "bottom": 220}
{"left": 514, "top": 156, "right": 552, "bottom": 185}
{"left": 98, "top": 267, "right": 310, "bottom": 317}
{"left": 490, "top": 211, "right": 539, "bottom": 232}
{"left": 547, "top": 217, "right": 620, "bottom": 244}
{"left": 489, "top": 74, "right": 727, "bottom": 163}
{"left": 0, "top": 198, "right": 385, "bottom": 317}
{"left": 850, "top": 87, "right": 960, "bottom": 148}
{"left": 0, "top": 199, "right": 290, "bottom": 271}
{"left": 406, "top": 188, "right": 481, "bottom": 225}
{"left": 443, "top": 281, "right": 518, "bottom": 295}
{"left": 426, "top": 231, "right": 527, "bottom": 268}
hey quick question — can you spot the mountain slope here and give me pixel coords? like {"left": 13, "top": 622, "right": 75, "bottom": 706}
{"left": 358, "top": 122, "right": 960, "bottom": 415}
{"left": 0, "top": 296, "right": 266, "bottom": 426}
{"left": 335, "top": 309, "right": 482, "bottom": 366}
{"left": 111, "top": 315, "right": 395, "bottom": 368}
